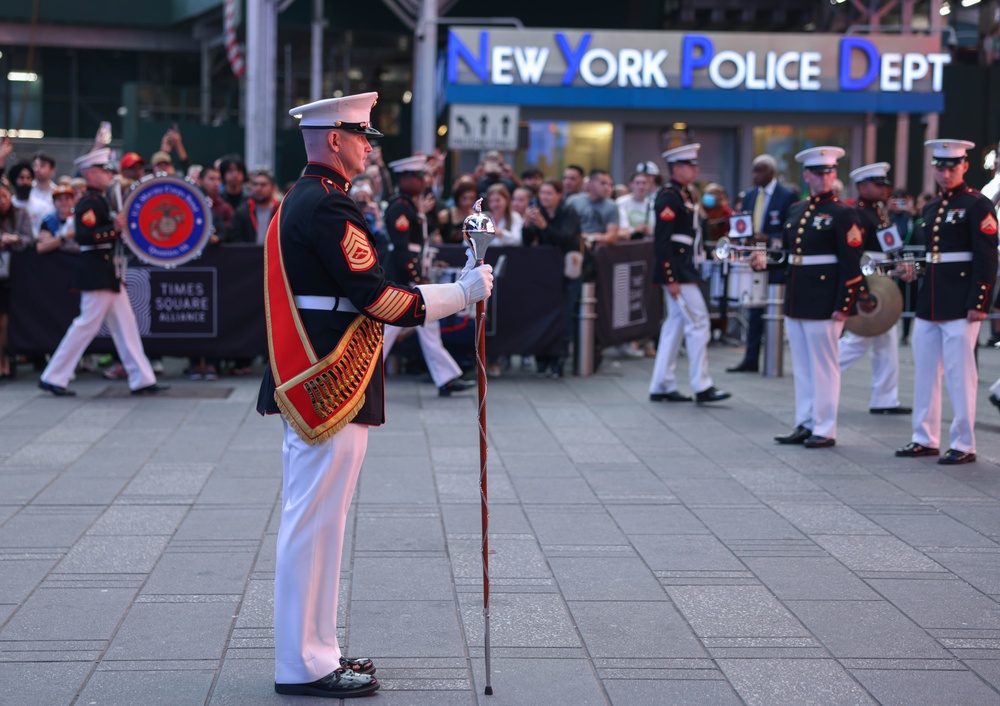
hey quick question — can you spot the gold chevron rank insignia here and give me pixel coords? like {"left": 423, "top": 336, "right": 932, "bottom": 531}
{"left": 341, "top": 223, "right": 375, "bottom": 272}
{"left": 365, "top": 287, "right": 418, "bottom": 323}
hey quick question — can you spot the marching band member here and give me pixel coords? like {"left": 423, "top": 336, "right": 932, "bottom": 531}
{"left": 38, "top": 148, "right": 166, "bottom": 397}
{"left": 648, "top": 143, "right": 730, "bottom": 404}
{"left": 257, "top": 93, "right": 492, "bottom": 698}
{"left": 774, "top": 146, "right": 865, "bottom": 448}
{"left": 895, "top": 139, "right": 998, "bottom": 464}
{"left": 381, "top": 155, "right": 471, "bottom": 396}
{"left": 839, "top": 162, "right": 910, "bottom": 415}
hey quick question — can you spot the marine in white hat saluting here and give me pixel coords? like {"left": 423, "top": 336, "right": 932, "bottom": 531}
{"left": 895, "top": 138, "right": 998, "bottom": 465}
{"left": 773, "top": 145, "right": 865, "bottom": 449}
{"left": 258, "top": 94, "right": 493, "bottom": 699}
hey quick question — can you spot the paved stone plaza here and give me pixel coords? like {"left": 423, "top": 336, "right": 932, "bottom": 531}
{"left": 2, "top": 339, "right": 1000, "bottom": 705}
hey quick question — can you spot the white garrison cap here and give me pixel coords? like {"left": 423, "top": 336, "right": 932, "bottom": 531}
{"left": 795, "top": 146, "right": 845, "bottom": 172}
{"left": 636, "top": 160, "right": 660, "bottom": 176}
{"left": 849, "top": 162, "right": 891, "bottom": 185}
{"left": 388, "top": 155, "right": 428, "bottom": 174}
{"left": 925, "top": 139, "right": 974, "bottom": 166}
{"left": 288, "top": 92, "right": 383, "bottom": 136}
{"left": 73, "top": 147, "right": 116, "bottom": 171}
{"left": 661, "top": 143, "right": 700, "bottom": 164}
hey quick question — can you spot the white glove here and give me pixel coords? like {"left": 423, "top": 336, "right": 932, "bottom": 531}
{"left": 460, "top": 247, "right": 476, "bottom": 275}
{"left": 457, "top": 262, "right": 493, "bottom": 304}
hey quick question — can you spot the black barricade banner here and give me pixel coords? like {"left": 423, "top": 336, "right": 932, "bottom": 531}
{"left": 592, "top": 240, "right": 664, "bottom": 347}
{"left": 11, "top": 244, "right": 568, "bottom": 359}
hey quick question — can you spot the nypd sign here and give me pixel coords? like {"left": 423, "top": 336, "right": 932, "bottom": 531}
{"left": 446, "top": 29, "right": 950, "bottom": 114}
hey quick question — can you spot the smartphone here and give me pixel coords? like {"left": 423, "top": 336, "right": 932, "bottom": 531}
{"left": 529, "top": 198, "right": 539, "bottom": 208}
{"left": 890, "top": 198, "right": 907, "bottom": 210}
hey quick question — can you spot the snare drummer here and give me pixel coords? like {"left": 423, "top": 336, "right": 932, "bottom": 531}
{"left": 838, "top": 162, "right": 911, "bottom": 415}
{"left": 38, "top": 148, "right": 167, "bottom": 397}
{"left": 773, "top": 147, "right": 865, "bottom": 448}
{"left": 895, "top": 139, "right": 998, "bottom": 464}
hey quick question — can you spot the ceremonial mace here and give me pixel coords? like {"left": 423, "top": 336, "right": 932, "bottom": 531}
{"left": 462, "top": 199, "right": 496, "bottom": 696}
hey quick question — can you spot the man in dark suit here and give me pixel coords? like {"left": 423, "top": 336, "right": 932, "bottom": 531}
{"left": 728, "top": 154, "right": 798, "bottom": 373}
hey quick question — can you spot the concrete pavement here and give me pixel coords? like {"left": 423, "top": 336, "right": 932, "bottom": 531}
{"left": 2, "top": 337, "right": 1000, "bottom": 705}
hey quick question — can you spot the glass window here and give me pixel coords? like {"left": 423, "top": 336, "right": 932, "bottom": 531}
{"left": 753, "top": 125, "right": 851, "bottom": 196}
{"left": 520, "top": 120, "right": 613, "bottom": 179}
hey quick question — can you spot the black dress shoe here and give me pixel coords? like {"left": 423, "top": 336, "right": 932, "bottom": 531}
{"left": 131, "top": 383, "right": 170, "bottom": 395}
{"left": 649, "top": 390, "right": 692, "bottom": 402}
{"left": 38, "top": 380, "right": 76, "bottom": 397}
{"left": 726, "top": 363, "right": 758, "bottom": 373}
{"left": 439, "top": 378, "right": 472, "bottom": 397}
{"left": 803, "top": 435, "right": 836, "bottom": 448}
{"left": 275, "top": 668, "right": 380, "bottom": 698}
{"left": 938, "top": 448, "right": 976, "bottom": 465}
{"left": 894, "top": 442, "right": 939, "bottom": 458}
{"left": 774, "top": 425, "right": 811, "bottom": 445}
{"left": 990, "top": 394, "right": 1000, "bottom": 413}
{"left": 870, "top": 406, "right": 912, "bottom": 415}
{"left": 695, "top": 386, "right": 731, "bottom": 403}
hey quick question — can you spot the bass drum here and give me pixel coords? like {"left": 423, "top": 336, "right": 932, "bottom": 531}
{"left": 120, "top": 174, "right": 213, "bottom": 268}
{"left": 844, "top": 274, "right": 902, "bottom": 337}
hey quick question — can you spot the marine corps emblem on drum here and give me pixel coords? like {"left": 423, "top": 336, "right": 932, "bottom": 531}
{"left": 121, "top": 174, "right": 212, "bottom": 268}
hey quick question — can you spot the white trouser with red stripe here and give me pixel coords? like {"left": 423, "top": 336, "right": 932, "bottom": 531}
{"left": 910, "top": 317, "right": 980, "bottom": 453}
{"left": 41, "top": 289, "right": 156, "bottom": 391}
{"left": 382, "top": 318, "right": 462, "bottom": 388}
{"left": 786, "top": 317, "right": 845, "bottom": 439}
{"left": 838, "top": 326, "right": 902, "bottom": 409}
{"left": 274, "top": 420, "right": 368, "bottom": 684}
{"left": 649, "top": 284, "right": 713, "bottom": 395}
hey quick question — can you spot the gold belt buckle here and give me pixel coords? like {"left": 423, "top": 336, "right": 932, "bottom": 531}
{"left": 790, "top": 254, "right": 802, "bottom": 266}
{"left": 929, "top": 252, "right": 940, "bottom": 264}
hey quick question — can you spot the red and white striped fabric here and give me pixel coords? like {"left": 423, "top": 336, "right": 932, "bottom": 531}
{"left": 224, "top": 0, "right": 245, "bottom": 78}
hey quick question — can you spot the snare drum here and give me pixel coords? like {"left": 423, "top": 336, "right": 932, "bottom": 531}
{"left": 726, "top": 261, "right": 768, "bottom": 308}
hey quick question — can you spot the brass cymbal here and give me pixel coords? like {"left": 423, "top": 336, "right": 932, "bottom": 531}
{"left": 845, "top": 274, "right": 903, "bottom": 337}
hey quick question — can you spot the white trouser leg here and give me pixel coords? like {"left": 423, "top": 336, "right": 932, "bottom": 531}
{"left": 649, "top": 288, "right": 684, "bottom": 394}
{"left": 942, "top": 318, "right": 981, "bottom": 453}
{"left": 868, "top": 327, "right": 901, "bottom": 409}
{"left": 104, "top": 290, "right": 156, "bottom": 390}
{"left": 806, "top": 318, "right": 845, "bottom": 439}
{"left": 381, "top": 324, "right": 401, "bottom": 356}
{"left": 911, "top": 318, "right": 943, "bottom": 449}
{"left": 838, "top": 330, "right": 870, "bottom": 372}
{"left": 41, "top": 291, "right": 115, "bottom": 388}
{"left": 415, "top": 318, "right": 462, "bottom": 387}
{"left": 785, "top": 318, "right": 814, "bottom": 432}
{"left": 678, "top": 283, "right": 713, "bottom": 393}
{"left": 274, "top": 421, "right": 369, "bottom": 685}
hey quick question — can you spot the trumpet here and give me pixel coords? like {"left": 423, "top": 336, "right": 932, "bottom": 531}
{"left": 860, "top": 253, "right": 924, "bottom": 279}
{"left": 714, "top": 236, "right": 787, "bottom": 266}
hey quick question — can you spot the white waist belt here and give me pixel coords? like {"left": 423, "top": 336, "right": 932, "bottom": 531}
{"left": 293, "top": 295, "right": 359, "bottom": 313}
{"left": 789, "top": 254, "right": 838, "bottom": 266}
{"left": 926, "top": 251, "right": 973, "bottom": 264}
{"left": 670, "top": 234, "right": 694, "bottom": 246}
{"left": 407, "top": 243, "right": 423, "bottom": 253}
{"left": 78, "top": 244, "right": 114, "bottom": 252}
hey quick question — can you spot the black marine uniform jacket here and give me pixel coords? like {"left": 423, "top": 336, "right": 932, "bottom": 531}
{"left": 256, "top": 163, "right": 430, "bottom": 425}
{"left": 856, "top": 200, "right": 889, "bottom": 252}
{"left": 72, "top": 187, "right": 120, "bottom": 292}
{"left": 384, "top": 192, "right": 426, "bottom": 285}
{"left": 653, "top": 179, "right": 702, "bottom": 285}
{"left": 916, "top": 183, "right": 999, "bottom": 321}
{"left": 782, "top": 191, "right": 866, "bottom": 320}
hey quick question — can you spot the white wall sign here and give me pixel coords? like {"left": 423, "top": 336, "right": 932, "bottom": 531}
{"left": 448, "top": 104, "right": 519, "bottom": 151}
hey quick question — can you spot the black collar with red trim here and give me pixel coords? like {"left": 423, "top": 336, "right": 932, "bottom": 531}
{"left": 301, "top": 162, "right": 353, "bottom": 194}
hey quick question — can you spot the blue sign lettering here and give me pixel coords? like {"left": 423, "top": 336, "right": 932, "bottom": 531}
{"left": 555, "top": 33, "right": 592, "bottom": 86}
{"left": 839, "top": 36, "right": 879, "bottom": 91}
{"left": 681, "top": 34, "right": 714, "bottom": 88}
{"left": 448, "top": 30, "right": 489, "bottom": 83}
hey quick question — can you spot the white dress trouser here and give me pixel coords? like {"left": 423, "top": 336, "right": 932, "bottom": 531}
{"left": 649, "top": 284, "right": 713, "bottom": 395}
{"left": 786, "top": 317, "right": 845, "bottom": 439}
{"left": 911, "top": 317, "right": 981, "bottom": 453}
{"left": 382, "top": 318, "right": 462, "bottom": 388}
{"left": 41, "top": 289, "right": 155, "bottom": 390}
{"left": 274, "top": 420, "right": 369, "bottom": 684}
{"left": 838, "top": 326, "right": 901, "bottom": 409}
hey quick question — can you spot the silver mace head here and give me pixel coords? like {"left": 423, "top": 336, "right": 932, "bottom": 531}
{"left": 463, "top": 198, "right": 495, "bottom": 263}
